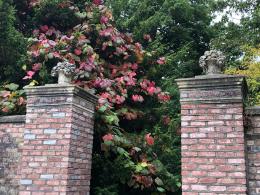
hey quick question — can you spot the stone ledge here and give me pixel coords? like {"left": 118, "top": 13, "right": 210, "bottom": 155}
{"left": 0, "top": 115, "right": 25, "bottom": 123}
{"left": 176, "top": 74, "right": 246, "bottom": 89}
{"left": 245, "top": 106, "right": 260, "bottom": 116}
{"left": 24, "top": 84, "right": 98, "bottom": 104}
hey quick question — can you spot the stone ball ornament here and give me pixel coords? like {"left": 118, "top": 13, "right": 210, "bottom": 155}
{"left": 199, "top": 50, "right": 226, "bottom": 75}
{"left": 51, "top": 61, "right": 76, "bottom": 84}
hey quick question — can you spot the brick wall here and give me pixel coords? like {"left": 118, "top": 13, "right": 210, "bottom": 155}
{"left": 177, "top": 75, "right": 248, "bottom": 194}
{"left": 246, "top": 106, "right": 260, "bottom": 195}
{"left": 0, "top": 115, "right": 25, "bottom": 195}
{"left": 0, "top": 76, "right": 259, "bottom": 194}
{"left": 0, "top": 84, "right": 97, "bottom": 195}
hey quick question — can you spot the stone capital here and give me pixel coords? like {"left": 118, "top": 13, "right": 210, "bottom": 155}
{"left": 176, "top": 74, "right": 247, "bottom": 104}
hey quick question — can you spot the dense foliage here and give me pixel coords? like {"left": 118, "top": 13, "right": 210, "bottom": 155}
{"left": 225, "top": 45, "right": 260, "bottom": 105}
{"left": 211, "top": 0, "right": 260, "bottom": 105}
{"left": 0, "top": 0, "right": 26, "bottom": 85}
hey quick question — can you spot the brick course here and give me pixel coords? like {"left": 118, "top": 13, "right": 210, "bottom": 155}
{"left": 177, "top": 75, "right": 248, "bottom": 194}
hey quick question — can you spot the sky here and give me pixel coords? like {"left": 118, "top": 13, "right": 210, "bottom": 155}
{"left": 213, "top": 7, "right": 243, "bottom": 24}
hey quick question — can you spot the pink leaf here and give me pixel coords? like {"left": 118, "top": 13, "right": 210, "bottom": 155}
{"left": 32, "top": 63, "right": 42, "bottom": 71}
{"left": 103, "top": 133, "right": 113, "bottom": 141}
{"left": 23, "top": 71, "right": 35, "bottom": 80}
{"left": 100, "top": 16, "right": 109, "bottom": 24}
{"left": 158, "top": 92, "right": 171, "bottom": 102}
{"left": 1, "top": 91, "right": 10, "bottom": 98}
{"left": 74, "top": 49, "right": 82, "bottom": 56}
{"left": 157, "top": 57, "right": 166, "bottom": 65}
{"left": 145, "top": 133, "right": 154, "bottom": 146}
{"left": 93, "top": 0, "right": 103, "bottom": 5}
{"left": 40, "top": 25, "right": 49, "bottom": 33}
{"left": 132, "top": 95, "right": 144, "bottom": 102}
{"left": 2, "top": 107, "right": 9, "bottom": 113}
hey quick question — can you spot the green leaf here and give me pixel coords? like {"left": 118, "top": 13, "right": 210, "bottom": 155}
{"left": 155, "top": 177, "right": 164, "bottom": 186}
{"left": 140, "top": 162, "right": 148, "bottom": 167}
{"left": 104, "top": 114, "right": 119, "bottom": 126}
{"left": 22, "top": 64, "right": 27, "bottom": 71}
{"left": 28, "top": 80, "right": 38, "bottom": 86}
{"left": 47, "top": 53, "right": 54, "bottom": 59}
{"left": 124, "top": 161, "right": 135, "bottom": 168}
{"left": 117, "top": 147, "right": 127, "bottom": 155}
{"left": 3, "top": 102, "right": 15, "bottom": 110}
{"left": 5, "top": 83, "right": 19, "bottom": 91}
{"left": 75, "top": 11, "right": 87, "bottom": 19}
{"left": 135, "top": 164, "right": 143, "bottom": 173}
{"left": 157, "top": 187, "right": 165, "bottom": 192}
{"left": 133, "top": 147, "right": 141, "bottom": 152}
{"left": 98, "top": 105, "right": 107, "bottom": 113}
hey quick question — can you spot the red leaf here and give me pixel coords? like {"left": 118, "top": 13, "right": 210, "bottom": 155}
{"left": 102, "top": 133, "right": 113, "bottom": 141}
{"left": 74, "top": 49, "right": 82, "bottom": 56}
{"left": 2, "top": 107, "right": 9, "bottom": 113}
{"left": 162, "top": 115, "right": 171, "bottom": 125}
{"left": 143, "top": 34, "right": 152, "bottom": 41}
{"left": 32, "top": 63, "right": 42, "bottom": 71}
{"left": 93, "top": 0, "right": 103, "bottom": 5}
{"left": 147, "top": 86, "right": 156, "bottom": 95}
{"left": 100, "top": 16, "right": 109, "bottom": 24}
{"left": 23, "top": 71, "right": 35, "bottom": 80}
{"left": 132, "top": 95, "right": 144, "bottom": 102}
{"left": 158, "top": 92, "right": 171, "bottom": 102}
{"left": 40, "top": 25, "right": 49, "bottom": 33}
{"left": 157, "top": 57, "right": 166, "bottom": 65}
{"left": 1, "top": 91, "right": 10, "bottom": 98}
{"left": 145, "top": 133, "right": 154, "bottom": 146}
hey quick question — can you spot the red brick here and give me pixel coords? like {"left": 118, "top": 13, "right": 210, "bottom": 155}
{"left": 199, "top": 177, "right": 217, "bottom": 184}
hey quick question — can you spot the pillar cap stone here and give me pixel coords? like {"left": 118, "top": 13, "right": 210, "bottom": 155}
{"left": 0, "top": 115, "right": 25, "bottom": 123}
{"left": 176, "top": 74, "right": 246, "bottom": 89}
{"left": 245, "top": 106, "right": 260, "bottom": 116}
{"left": 24, "top": 84, "right": 98, "bottom": 104}
{"left": 176, "top": 74, "right": 248, "bottom": 104}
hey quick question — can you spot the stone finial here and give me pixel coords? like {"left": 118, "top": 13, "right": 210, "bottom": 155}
{"left": 51, "top": 61, "right": 76, "bottom": 84}
{"left": 199, "top": 50, "right": 225, "bottom": 75}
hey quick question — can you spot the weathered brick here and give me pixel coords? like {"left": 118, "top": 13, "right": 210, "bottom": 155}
{"left": 191, "top": 184, "right": 207, "bottom": 191}
{"left": 14, "top": 84, "right": 97, "bottom": 194}
{"left": 24, "top": 134, "right": 36, "bottom": 140}
{"left": 43, "top": 140, "right": 57, "bottom": 145}
{"left": 43, "top": 128, "right": 57, "bottom": 134}
{"left": 20, "top": 179, "right": 32, "bottom": 185}
{"left": 209, "top": 186, "right": 227, "bottom": 191}
{"left": 40, "top": 174, "right": 54, "bottom": 180}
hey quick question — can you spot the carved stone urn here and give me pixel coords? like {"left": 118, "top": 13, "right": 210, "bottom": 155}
{"left": 199, "top": 50, "right": 225, "bottom": 75}
{"left": 51, "top": 61, "right": 76, "bottom": 84}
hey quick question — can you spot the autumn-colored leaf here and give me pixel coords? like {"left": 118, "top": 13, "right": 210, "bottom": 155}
{"left": 145, "top": 133, "right": 154, "bottom": 146}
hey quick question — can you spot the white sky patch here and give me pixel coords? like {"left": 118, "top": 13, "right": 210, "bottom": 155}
{"left": 212, "top": 7, "right": 243, "bottom": 25}
{"left": 255, "top": 56, "right": 260, "bottom": 62}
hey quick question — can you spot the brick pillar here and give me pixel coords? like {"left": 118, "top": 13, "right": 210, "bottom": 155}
{"left": 19, "top": 84, "right": 97, "bottom": 195}
{"left": 246, "top": 106, "right": 260, "bottom": 195}
{"left": 176, "top": 75, "right": 248, "bottom": 195}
